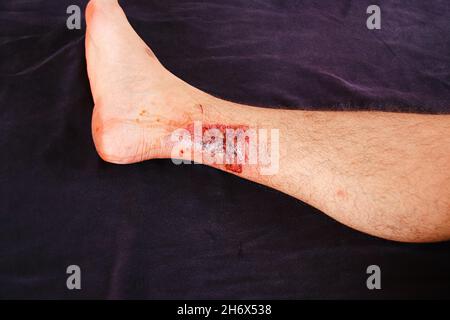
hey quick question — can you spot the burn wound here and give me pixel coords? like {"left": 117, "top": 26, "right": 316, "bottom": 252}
{"left": 186, "top": 123, "right": 251, "bottom": 173}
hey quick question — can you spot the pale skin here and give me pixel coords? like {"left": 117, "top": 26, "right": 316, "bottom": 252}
{"left": 86, "top": 0, "right": 450, "bottom": 243}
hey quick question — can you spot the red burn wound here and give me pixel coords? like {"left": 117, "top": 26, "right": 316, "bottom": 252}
{"left": 225, "top": 163, "right": 243, "bottom": 173}
{"left": 185, "top": 123, "right": 250, "bottom": 174}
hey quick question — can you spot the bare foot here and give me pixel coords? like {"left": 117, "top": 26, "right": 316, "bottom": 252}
{"left": 86, "top": 0, "right": 205, "bottom": 164}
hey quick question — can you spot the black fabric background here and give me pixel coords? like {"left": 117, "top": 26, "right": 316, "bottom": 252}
{"left": 1, "top": 0, "right": 449, "bottom": 299}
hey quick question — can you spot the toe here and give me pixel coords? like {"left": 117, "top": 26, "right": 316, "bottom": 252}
{"left": 86, "top": 0, "right": 122, "bottom": 30}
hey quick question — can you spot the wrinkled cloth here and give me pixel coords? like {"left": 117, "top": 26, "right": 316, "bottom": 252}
{"left": 0, "top": 0, "right": 449, "bottom": 299}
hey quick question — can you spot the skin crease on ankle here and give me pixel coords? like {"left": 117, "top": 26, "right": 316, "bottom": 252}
{"left": 85, "top": 0, "right": 450, "bottom": 243}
